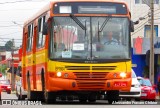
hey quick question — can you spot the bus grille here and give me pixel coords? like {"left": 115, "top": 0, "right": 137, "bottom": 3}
{"left": 65, "top": 66, "right": 116, "bottom": 71}
{"left": 65, "top": 66, "right": 90, "bottom": 70}
{"left": 73, "top": 72, "right": 108, "bottom": 79}
{"left": 92, "top": 66, "right": 116, "bottom": 70}
{"left": 76, "top": 80, "right": 105, "bottom": 90}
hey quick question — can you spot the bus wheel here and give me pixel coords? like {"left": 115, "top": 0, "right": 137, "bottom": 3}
{"left": 20, "top": 88, "right": 27, "bottom": 100}
{"left": 44, "top": 92, "right": 56, "bottom": 104}
{"left": 88, "top": 95, "right": 96, "bottom": 103}
{"left": 40, "top": 72, "right": 45, "bottom": 102}
{"left": 27, "top": 75, "right": 36, "bottom": 100}
{"left": 78, "top": 95, "right": 87, "bottom": 103}
{"left": 107, "top": 91, "right": 119, "bottom": 104}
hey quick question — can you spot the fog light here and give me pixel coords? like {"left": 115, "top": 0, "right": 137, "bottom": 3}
{"left": 72, "top": 82, "right": 76, "bottom": 87}
{"left": 113, "top": 73, "right": 117, "bottom": 78}
{"left": 64, "top": 73, "right": 68, "bottom": 78}
{"left": 120, "top": 72, "right": 126, "bottom": 78}
{"left": 57, "top": 72, "right": 62, "bottom": 77}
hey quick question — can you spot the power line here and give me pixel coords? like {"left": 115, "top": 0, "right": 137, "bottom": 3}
{"left": 133, "top": 8, "right": 160, "bottom": 21}
{"left": 0, "top": 38, "right": 21, "bottom": 40}
{"left": 131, "top": 17, "right": 160, "bottom": 36}
{"left": 0, "top": 0, "right": 32, "bottom": 4}
{"left": 0, "top": 39, "right": 22, "bottom": 43}
{"left": 132, "top": 11, "right": 160, "bottom": 33}
{"left": 132, "top": 21, "right": 148, "bottom": 36}
{"left": 0, "top": 8, "right": 40, "bottom": 11}
{"left": 0, "top": 0, "right": 46, "bottom": 4}
{"left": 0, "top": 31, "right": 22, "bottom": 36}
{"left": 0, "top": 41, "right": 22, "bottom": 43}
{"left": 0, "top": 25, "right": 23, "bottom": 27}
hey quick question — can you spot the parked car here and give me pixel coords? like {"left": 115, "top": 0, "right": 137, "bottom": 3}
{"left": 16, "top": 77, "right": 27, "bottom": 100}
{"left": 15, "top": 65, "right": 27, "bottom": 100}
{"left": 0, "top": 80, "right": 11, "bottom": 94}
{"left": 119, "top": 69, "right": 141, "bottom": 101}
{"left": 0, "top": 85, "right": 1, "bottom": 100}
{"left": 137, "top": 77, "right": 156, "bottom": 101}
{"left": 0, "top": 73, "right": 2, "bottom": 100}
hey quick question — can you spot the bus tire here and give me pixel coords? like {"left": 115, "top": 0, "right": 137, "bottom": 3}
{"left": 44, "top": 92, "right": 56, "bottom": 104}
{"left": 78, "top": 95, "right": 87, "bottom": 103}
{"left": 88, "top": 95, "right": 96, "bottom": 103}
{"left": 27, "top": 74, "right": 36, "bottom": 101}
{"left": 42, "top": 71, "right": 56, "bottom": 104}
{"left": 107, "top": 90, "right": 119, "bottom": 104}
{"left": 40, "top": 71, "right": 45, "bottom": 102}
{"left": 20, "top": 88, "right": 27, "bottom": 100}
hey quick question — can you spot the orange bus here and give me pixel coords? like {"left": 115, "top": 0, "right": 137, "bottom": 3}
{"left": 22, "top": 0, "right": 134, "bottom": 104}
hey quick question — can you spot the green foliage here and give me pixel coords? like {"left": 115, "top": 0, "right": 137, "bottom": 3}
{"left": 0, "top": 65, "right": 7, "bottom": 75}
{"left": 5, "top": 40, "right": 13, "bottom": 51}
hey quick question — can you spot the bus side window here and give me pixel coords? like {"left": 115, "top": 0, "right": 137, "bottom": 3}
{"left": 37, "top": 16, "right": 46, "bottom": 48}
{"left": 27, "top": 23, "right": 34, "bottom": 52}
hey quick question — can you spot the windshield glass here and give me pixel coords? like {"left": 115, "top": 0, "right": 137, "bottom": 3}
{"left": 50, "top": 16, "right": 130, "bottom": 60}
{"left": 138, "top": 79, "right": 152, "bottom": 87}
{"left": 142, "top": 79, "right": 152, "bottom": 86}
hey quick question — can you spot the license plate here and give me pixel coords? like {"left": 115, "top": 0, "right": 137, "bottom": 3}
{"left": 141, "top": 93, "right": 147, "bottom": 96}
{"left": 114, "top": 82, "right": 127, "bottom": 87}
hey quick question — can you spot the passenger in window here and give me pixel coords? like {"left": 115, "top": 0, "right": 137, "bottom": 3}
{"left": 101, "top": 31, "right": 119, "bottom": 45}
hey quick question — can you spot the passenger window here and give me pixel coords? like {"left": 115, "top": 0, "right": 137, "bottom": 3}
{"left": 37, "top": 16, "right": 46, "bottom": 48}
{"left": 27, "top": 24, "right": 34, "bottom": 52}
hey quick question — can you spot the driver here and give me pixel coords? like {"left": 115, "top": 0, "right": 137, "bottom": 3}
{"left": 102, "top": 31, "right": 118, "bottom": 45}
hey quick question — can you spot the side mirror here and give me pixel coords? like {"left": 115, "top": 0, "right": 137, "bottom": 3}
{"left": 42, "top": 22, "right": 48, "bottom": 35}
{"left": 130, "top": 20, "right": 134, "bottom": 32}
{"left": 134, "top": 20, "right": 139, "bottom": 25}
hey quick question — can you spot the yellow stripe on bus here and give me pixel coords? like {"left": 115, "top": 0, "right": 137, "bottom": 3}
{"left": 22, "top": 49, "right": 48, "bottom": 67}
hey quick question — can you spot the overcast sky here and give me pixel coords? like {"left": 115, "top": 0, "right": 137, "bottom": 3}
{"left": 0, "top": 0, "right": 49, "bottom": 47}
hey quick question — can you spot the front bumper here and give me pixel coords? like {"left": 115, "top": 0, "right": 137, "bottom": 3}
{"left": 119, "top": 87, "right": 141, "bottom": 98}
{"left": 47, "top": 77, "right": 131, "bottom": 92}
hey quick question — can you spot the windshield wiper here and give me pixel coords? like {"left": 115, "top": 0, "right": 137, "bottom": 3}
{"left": 70, "top": 14, "right": 86, "bottom": 30}
{"left": 97, "top": 16, "right": 112, "bottom": 42}
{"left": 99, "top": 16, "right": 112, "bottom": 32}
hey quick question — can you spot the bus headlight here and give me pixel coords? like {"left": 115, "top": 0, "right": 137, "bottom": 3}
{"left": 57, "top": 72, "right": 62, "bottom": 77}
{"left": 120, "top": 72, "right": 126, "bottom": 78}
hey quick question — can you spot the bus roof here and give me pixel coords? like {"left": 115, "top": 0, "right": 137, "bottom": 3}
{"left": 24, "top": 0, "right": 128, "bottom": 26}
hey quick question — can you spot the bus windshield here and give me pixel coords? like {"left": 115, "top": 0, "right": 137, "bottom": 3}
{"left": 50, "top": 16, "right": 130, "bottom": 61}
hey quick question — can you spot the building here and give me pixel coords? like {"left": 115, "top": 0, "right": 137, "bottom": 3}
{"left": 122, "top": 0, "right": 160, "bottom": 84}
{"left": 6, "top": 48, "right": 22, "bottom": 82}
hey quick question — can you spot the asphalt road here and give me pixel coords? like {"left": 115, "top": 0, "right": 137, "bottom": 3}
{"left": 0, "top": 92, "right": 160, "bottom": 108}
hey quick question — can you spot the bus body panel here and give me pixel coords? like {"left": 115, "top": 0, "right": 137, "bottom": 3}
{"left": 22, "top": 0, "right": 132, "bottom": 101}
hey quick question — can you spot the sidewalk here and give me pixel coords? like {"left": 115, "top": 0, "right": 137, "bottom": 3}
{"left": 11, "top": 91, "right": 16, "bottom": 94}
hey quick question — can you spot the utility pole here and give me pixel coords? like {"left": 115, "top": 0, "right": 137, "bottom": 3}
{"left": 150, "top": 0, "right": 154, "bottom": 84}
{"left": 11, "top": 39, "right": 15, "bottom": 91}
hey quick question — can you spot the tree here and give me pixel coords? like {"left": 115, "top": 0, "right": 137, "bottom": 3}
{"left": 0, "top": 64, "right": 7, "bottom": 76}
{"left": 5, "top": 40, "right": 13, "bottom": 51}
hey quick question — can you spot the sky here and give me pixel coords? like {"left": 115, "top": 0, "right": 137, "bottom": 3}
{"left": 0, "top": 0, "right": 49, "bottom": 47}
